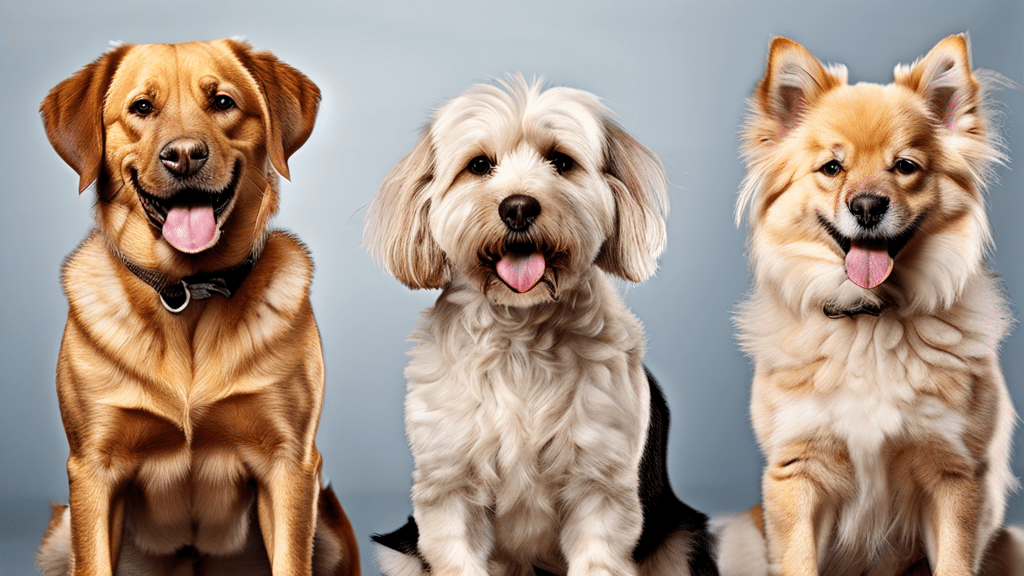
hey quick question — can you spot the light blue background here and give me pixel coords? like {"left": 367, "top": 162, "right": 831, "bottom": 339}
{"left": 1, "top": 1, "right": 1021, "bottom": 573}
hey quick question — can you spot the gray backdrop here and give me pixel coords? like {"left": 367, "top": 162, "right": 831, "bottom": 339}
{"left": 1, "top": 0, "right": 1021, "bottom": 573}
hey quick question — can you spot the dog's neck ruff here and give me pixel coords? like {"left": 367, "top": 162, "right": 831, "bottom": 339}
{"left": 116, "top": 250, "right": 257, "bottom": 313}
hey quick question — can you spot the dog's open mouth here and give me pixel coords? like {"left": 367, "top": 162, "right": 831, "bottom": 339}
{"left": 817, "top": 213, "right": 919, "bottom": 289}
{"left": 132, "top": 163, "right": 240, "bottom": 254}
{"left": 481, "top": 242, "right": 559, "bottom": 294}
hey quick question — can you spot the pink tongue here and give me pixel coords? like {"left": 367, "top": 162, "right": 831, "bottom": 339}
{"left": 496, "top": 253, "right": 546, "bottom": 293}
{"left": 162, "top": 205, "right": 217, "bottom": 254}
{"left": 845, "top": 244, "right": 893, "bottom": 289}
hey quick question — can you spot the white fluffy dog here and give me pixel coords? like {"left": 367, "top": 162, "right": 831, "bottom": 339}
{"left": 364, "top": 76, "right": 718, "bottom": 576}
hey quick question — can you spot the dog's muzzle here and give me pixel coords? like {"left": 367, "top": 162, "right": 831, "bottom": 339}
{"left": 132, "top": 161, "right": 240, "bottom": 254}
{"left": 490, "top": 195, "right": 547, "bottom": 293}
{"left": 818, "top": 209, "right": 921, "bottom": 290}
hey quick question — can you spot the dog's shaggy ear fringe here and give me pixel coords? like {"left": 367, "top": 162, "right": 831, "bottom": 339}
{"left": 225, "top": 39, "right": 321, "bottom": 181}
{"left": 364, "top": 132, "right": 449, "bottom": 289}
{"left": 596, "top": 119, "right": 669, "bottom": 283}
{"left": 40, "top": 43, "right": 132, "bottom": 193}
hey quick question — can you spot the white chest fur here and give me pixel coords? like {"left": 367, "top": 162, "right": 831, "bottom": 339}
{"left": 404, "top": 278, "right": 650, "bottom": 568}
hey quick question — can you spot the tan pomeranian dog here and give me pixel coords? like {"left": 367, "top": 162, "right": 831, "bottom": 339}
{"left": 714, "top": 34, "right": 1023, "bottom": 576}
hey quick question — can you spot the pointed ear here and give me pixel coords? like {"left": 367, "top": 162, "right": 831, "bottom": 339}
{"left": 895, "top": 34, "right": 980, "bottom": 131}
{"left": 752, "top": 37, "right": 846, "bottom": 139}
{"left": 595, "top": 120, "right": 668, "bottom": 283}
{"left": 40, "top": 44, "right": 131, "bottom": 193}
{"left": 364, "top": 131, "right": 449, "bottom": 289}
{"left": 225, "top": 39, "right": 321, "bottom": 180}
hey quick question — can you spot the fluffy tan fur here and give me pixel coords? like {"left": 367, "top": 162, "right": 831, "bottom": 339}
{"left": 365, "top": 77, "right": 708, "bottom": 576}
{"left": 36, "top": 40, "right": 358, "bottom": 576}
{"left": 717, "top": 35, "right": 1021, "bottom": 576}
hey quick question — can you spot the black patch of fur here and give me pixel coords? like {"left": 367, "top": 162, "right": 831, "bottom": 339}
{"left": 634, "top": 369, "right": 719, "bottom": 575}
{"left": 371, "top": 516, "right": 430, "bottom": 572}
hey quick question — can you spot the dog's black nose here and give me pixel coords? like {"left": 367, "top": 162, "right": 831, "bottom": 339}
{"left": 499, "top": 194, "right": 541, "bottom": 231}
{"left": 848, "top": 194, "right": 889, "bottom": 229}
{"left": 160, "top": 138, "right": 209, "bottom": 178}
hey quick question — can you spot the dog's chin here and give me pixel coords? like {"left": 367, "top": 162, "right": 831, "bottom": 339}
{"left": 484, "top": 275, "right": 557, "bottom": 307}
{"left": 131, "top": 162, "right": 241, "bottom": 255}
{"left": 816, "top": 213, "right": 921, "bottom": 301}
{"left": 753, "top": 231, "right": 896, "bottom": 318}
{"left": 821, "top": 281, "right": 890, "bottom": 318}
{"left": 475, "top": 242, "right": 567, "bottom": 308}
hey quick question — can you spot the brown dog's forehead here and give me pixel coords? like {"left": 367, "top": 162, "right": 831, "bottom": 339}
{"left": 105, "top": 40, "right": 254, "bottom": 110}
{"left": 805, "top": 84, "right": 935, "bottom": 158}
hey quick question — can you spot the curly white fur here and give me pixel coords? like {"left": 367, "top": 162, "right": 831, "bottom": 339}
{"left": 366, "top": 76, "right": 702, "bottom": 576}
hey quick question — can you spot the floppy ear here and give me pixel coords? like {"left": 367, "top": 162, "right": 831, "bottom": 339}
{"left": 364, "top": 131, "right": 449, "bottom": 289}
{"left": 751, "top": 37, "right": 846, "bottom": 141}
{"left": 226, "top": 39, "right": 321, "bottom": 180}
{"left": 40, "top": 44, "right": 131, "bottom": 193}
{"left": 595, "top": 120, "right": 668, "bottom": 283}
{"left": 895, "top": 33, "right": 981, "bottom": 132}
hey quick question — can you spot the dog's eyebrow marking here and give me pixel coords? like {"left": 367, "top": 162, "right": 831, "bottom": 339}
{"left": 122, "top": 79, "right": 162, "bottom": 113}
{"left": 831, "top": 146, "right": 846, "bottom": 163}
{"left": 199, "top": 76, "right": 220, "bottom": 94}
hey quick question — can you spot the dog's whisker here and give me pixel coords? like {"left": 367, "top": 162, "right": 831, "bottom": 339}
{"left": 241, "top": 171, "right": 268, "bottom": 192}
{"left": 110, "top": 179, "right": 128, "bottom": 200}
{"left": 238, "top": 172, "right": 274, "bottom": 237}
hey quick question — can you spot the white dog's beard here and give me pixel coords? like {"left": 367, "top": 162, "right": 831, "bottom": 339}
{"left": 470, "top": 240, "right": 571, "bottom": 307}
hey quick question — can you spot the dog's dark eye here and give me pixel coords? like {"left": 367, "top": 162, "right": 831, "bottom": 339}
{"left": 213, "top": 94, "right": 236, "bottom": 111}
{"left": 467, "top": 155, "right": 494, "bottom": 176}
{"left": 130, "top": 99, "right": 154, "bottom": 116}
{"left": 548, "top": 151, "right": 575, "bottom": 175}
{"left": 893, "top": 159, "right": 919, "bottom": 175}
{"left": 819, "top": 160, "right": 843, "bottom": 177}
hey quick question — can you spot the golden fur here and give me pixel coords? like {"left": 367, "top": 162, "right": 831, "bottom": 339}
{"left": 35, "top": 39, "right": 359, "bottom": 576}
{"left": 715, "top": 35, "right": 1021, "bottom": 576}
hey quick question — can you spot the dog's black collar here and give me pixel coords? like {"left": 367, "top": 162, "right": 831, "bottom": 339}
{"left": 822, "top": 301, "right": 891, "bottom": 319}
{"left": 117, "top": 251, "right": 257, "bottom": 314}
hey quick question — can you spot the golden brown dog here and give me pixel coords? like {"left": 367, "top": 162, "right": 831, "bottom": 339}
{"left": 35, "top": 39, "right": 360, "bottom": 576}
{"left": 714, "top": 34, "right": 1023, "bottom": 576}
